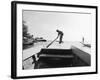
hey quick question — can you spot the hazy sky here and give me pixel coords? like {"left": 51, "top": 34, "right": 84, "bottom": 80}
{"left": 23, "top": 10, "right": 92, "bottom": 43}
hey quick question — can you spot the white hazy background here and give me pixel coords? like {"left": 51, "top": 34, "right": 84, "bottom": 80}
{"left": 0, "top": 0, "right": 100, "bottom": 80}
{"left": 23, "top": 10, "right": 91, "bottom": 43}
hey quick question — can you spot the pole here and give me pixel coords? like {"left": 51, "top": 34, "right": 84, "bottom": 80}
{"left": 46, "top": 36, "right": 59, "bottom": 48}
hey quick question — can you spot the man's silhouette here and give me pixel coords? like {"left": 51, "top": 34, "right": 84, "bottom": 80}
{"left": 56, "top": 29, "right": 64, "bottom": 44}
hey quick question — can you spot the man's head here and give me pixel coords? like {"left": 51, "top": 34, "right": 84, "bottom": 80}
{"left": 56, "top": 29, "right": 59, "bottom": 32}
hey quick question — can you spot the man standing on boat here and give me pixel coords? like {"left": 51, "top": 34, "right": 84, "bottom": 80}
{"left": 56, "top": 29, "right": 64, "bottom": 44}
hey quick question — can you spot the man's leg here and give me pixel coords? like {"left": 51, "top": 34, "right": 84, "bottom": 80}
{"left": 59, "top": 34, "right": 63, "bottom": 44}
